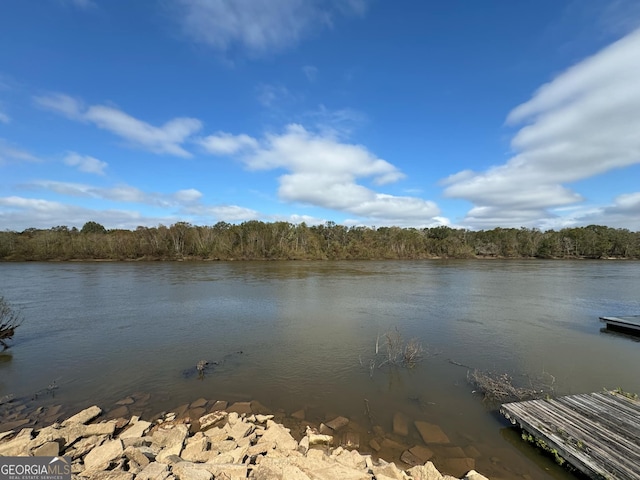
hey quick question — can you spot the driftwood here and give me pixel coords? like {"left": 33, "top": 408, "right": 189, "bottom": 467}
{"left": 467, "top": 368, "right": 555, "bottom": 404}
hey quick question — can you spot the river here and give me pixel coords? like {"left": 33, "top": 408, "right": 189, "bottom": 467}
{"left": 1, "top": 260, "right": 639, "bottom": 478}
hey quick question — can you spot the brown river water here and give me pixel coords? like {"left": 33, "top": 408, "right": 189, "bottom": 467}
{"left": 1, "top": 260, "right": 639, "bottom": 479}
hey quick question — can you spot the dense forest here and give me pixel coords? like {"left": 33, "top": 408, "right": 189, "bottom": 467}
{"left": 0, "top": 221, "right": 639, "bottom": 261}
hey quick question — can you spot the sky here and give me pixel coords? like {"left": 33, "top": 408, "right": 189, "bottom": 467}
{"left": 1, "top": 0, "right": 640, "bottom": 232}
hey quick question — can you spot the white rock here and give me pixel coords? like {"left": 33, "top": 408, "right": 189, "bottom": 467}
{"left": 83, "top": 439, "right": 124, "bottom": 472}
{"left": 62, "top": 405, "right": 102, "bottom": 426}
{"left": 119, "top": 420, "right": 152, "bottom": 439}
{"left": 136, "top": 462, "right": 170, "bottom": 480}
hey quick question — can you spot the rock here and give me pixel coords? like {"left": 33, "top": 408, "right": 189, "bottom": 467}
{"left": 408, "top": 444, "right": 434, "bottom": 462}
{"left": 181, "top": 435, "right": 209, "bottom": 463}
{"left": 381, "top": 438, "right": 408, "bottom": 452}
{"left": 435, "top": 446, "right": 466, "bottom": 458}
{"left": 414, "top": 421, "right": 450, "bottom": 444}
{"left": 83, "top": 439, "right": 124, "bottom": 471}
{"left": 202, "top": 426, "right": 228, "bottom": 443}
{"left": 227, "top": 419, "right": 254, "bottom": 441}
{"left": 306, "top": 426, "right": 333, "bottom": 446}
{"left": 155, "top": 424, "right": 189, "bottom": 462}
{"left": 227, "top": 401, "right": 252, "bottom": 415}
{"left": 252, "top": 457, "right": 311, "bottom": 480}
{"left": 119, "top": 419, "right": 152, "bottom": 439}
{"left": 204, "top": 463, "right": 248, "bottom": 480}
{"left": 210, "top": 400, "right": 228, "bottom": 411}
{"left": 325, "top": 416, "right": 349, "bottom": 431}
{"left": 319, "top": 423, "right": 333, "bottom": 435}
{"left": 298, "top": 435, "right": 310, "bottom": 454}
{"left": 291, "top": 409, "right": 306, "bottom": 420}
{"left": 62, "top": 405, "right": 102, "bottom": 426}
{"left": 400, "top": 449, "right": 423, "bottom": 467}
{"left": 123, "top": 445, "right": 151, "bottom": 467}
{"left": 66, "top": 435, "right": 105, "bottom": 460}
{"left": 372, "top": 462, "right": 406, "bottom": 480}
{"left": 393, "top": 412, "right": 410, "bottom": 436}
{"left": 255, "top": 414, "right": 274, "bottom": 423}
{"left": 0, "top": 428, "right": 33, "bottom": 456}
{"left": 89, "top": 471, "right": 134, "bottom": 480}
{"left": 407, "top": 462, "right": 444, "bottom": 480}
{"left": 464, "top": 470, "right": 490, "bottom": 480}
{"left": 369, "top": 438, "right": 381, "bottom": 451}
{"left": 199, "top": 411, "right": 227, "bottom": 430}
{"left": 190, "top": 397, "right": 208, "bottom": 409}
{"left": 250, "top": 400, "right": 271, "bottom": 415}
{"left": 108, "top": 406, "right": 129, "bottom": 419}
{"left": 438, "top": 457, "right": 476, "bottom": 477}
{"left": 32, "top": 441, "right": 60, "bottom": 457}
{"left": 136, "top": 462, "right": 170, "bottom": 480}
{"left": 463, "top": 445, "right": 481, "bottom": 458}
{"left": 85, "top": 420, "right": 117, "bottom": 436}
{"left": 260, "top": 420, "right": 298, "bottom": 452}
{"left": 1, "top": 419, "right": 29, "bottom": 431}
{"left": 332, "top": 447, "right": 367, "bottom": 470}
{"left": 116, "top": 396, "right": 135, "bottom": 406}
{"left": 171, "top": 461, "right": 213, "bottom": 480}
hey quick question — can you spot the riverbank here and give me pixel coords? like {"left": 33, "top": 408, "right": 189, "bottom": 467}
{"left": 0, "top": 399, "right": 489, "bottom": 480}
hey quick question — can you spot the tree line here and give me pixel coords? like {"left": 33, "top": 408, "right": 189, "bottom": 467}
{"left": 0, "top": 221, "right": 638, "bottom": 261}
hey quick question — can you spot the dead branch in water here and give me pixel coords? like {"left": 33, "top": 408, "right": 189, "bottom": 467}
{"left": 467, "top": 368, "right": 555, "bottom": 404}
{"left": 0, "top": 297, "right": 22, "bottom": 351}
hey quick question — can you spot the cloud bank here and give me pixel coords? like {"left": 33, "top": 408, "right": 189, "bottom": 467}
{"left": 202, "top": 124, "right": 441, "bottom": 226}
{"left": 443, "top": 28, "right": 640, "bottom": 229}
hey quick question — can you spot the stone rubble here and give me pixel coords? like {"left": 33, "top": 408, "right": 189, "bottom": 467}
{"left": 0, "top": 403, "right": 491, "bottom": 480}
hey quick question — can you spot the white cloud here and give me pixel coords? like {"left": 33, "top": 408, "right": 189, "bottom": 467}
{"left": 443, "top": 28, "right": 640, "bottom": 228}
{"left": 0, "top": 111, "right": 9, "bottom": 124}
{"left": 204, "top": 124, "right": 441, "bottom": 225}
{"left": 34, "top": 93, "right": 202, "bottom": 157}
{"left": 255, "top": 83, "right": 293, "bottom": 108}
{"left": 304, "top": 104, "right": 367, "bottom": 139}
{"left": 567, "top": 191, "right": 640, "bottom": 230}
{"left": 64, "top": 152, "right": 108, "bottom": 175}
{"left": 0, "top": 139, "right": 40, "bottom": 165}
{"left": 33, "top": 93, "right": 84, "bottom": 119}
{"left": 198, "top": 132, "right": 258, "bottom": 155}
{"left": 29, "top": 180, "right": 203, "bottom": 208}
{"left": 173, "top": 0, "right": 369, "bottom": 55}
{"left": 183, "top": 204, "right": 259, "bottom": 222}
{"left": 302, "top": 65, "right": 318, "bottom": 82}
{"left": 0, "top": 195, "right": 176, "bottom": 231}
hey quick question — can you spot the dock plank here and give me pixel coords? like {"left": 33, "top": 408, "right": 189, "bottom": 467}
{"left": 600, "top": 315, "right": 640, "bottom": 332}
{"left": 501, "top": 391, "right": 640, "bottom": 479}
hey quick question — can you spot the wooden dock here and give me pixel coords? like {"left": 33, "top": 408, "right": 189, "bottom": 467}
{"left": 600, "top": 315, "right": 640, "bottom": 333}
{"left": 501, "top": 391, "right": 640, "bottom": 479}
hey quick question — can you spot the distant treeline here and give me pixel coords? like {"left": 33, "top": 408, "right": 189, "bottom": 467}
{"left": 1, "top": 221, "right": 639, "bottom": 261}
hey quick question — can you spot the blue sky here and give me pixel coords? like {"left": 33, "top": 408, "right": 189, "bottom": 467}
{"left": 1, "top": 0, "right": 640, "bottom": 231}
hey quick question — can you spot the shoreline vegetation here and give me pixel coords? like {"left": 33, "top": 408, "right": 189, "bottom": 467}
{"left": 0, "top": 397, "right": 490, "bottom": 480}
{"left": 1, "top": 221, "right": 639, "bottom": 262}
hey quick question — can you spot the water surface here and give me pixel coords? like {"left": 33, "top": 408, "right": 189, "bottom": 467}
{"left": 1, "top": 260, "right": 639, "bottom": 479}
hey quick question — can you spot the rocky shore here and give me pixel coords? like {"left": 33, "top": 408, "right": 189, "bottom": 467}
{"left": 0, "top": 399, "right": 490, "bottom": 480}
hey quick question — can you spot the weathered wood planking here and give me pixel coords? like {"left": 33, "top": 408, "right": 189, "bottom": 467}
{"left": 501, "top": 391, "right": 640, "bottom": 479}
{"left": 600, "top": 315, "right": 640, "bottom": 332}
